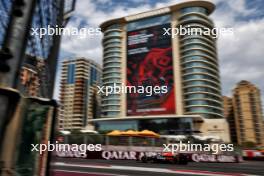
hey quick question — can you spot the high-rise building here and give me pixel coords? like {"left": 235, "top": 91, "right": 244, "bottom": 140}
{"left": 231, "top": 81, "right": 264, "bottom": 146}
{"left": 59, "top": 58, "right": 102, "bottom": 130}
{"left": 223, "top": 96, "right": 237, "bottom": 143}
{"left": 93, "top": 0, "right": 230, "bottom": 141}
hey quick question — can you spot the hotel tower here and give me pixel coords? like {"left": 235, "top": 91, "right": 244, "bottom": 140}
{"left": 94, "top": 0, "right": 230, "bottom": 141}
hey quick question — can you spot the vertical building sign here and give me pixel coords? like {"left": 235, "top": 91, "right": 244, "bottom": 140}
{"left": 126, "top": 15, "right": 175, "bottom": 115}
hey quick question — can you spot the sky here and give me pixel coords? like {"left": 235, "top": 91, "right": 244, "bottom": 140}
{"left": 54, "top": 0, "right": 264, "bottom": 107}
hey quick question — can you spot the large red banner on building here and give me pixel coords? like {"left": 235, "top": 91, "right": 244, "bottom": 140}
{"left": 127, "top": 23, "right": 175, "bottom": 116}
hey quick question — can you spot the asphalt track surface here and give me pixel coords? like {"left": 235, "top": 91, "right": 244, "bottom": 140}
{"left": 50, "top": 158, "right": 264, "bottom": 176}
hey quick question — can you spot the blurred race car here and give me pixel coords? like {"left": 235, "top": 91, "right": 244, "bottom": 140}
{"left": 141, "top": 152, "right": 188, "bottom": 165}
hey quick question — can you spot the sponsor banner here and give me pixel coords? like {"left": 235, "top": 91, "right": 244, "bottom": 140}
{"left": 101, "top": 151, "right": 156, "bottom": 160}
{"left": 55, "top": 147, "right": 87, "bottom": 158}
{"left": 191, "top": 153, "right": 240, "bottom": 163}
{"left": 126, "top": 22, "right": 175, "bottom": 116}
{"left": 56, "top": 148, "right": 240, "bottom": 163}
{"left": 55, "top": 150, "right": 156, "bottom": 160}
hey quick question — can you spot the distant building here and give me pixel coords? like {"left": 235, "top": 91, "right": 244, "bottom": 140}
{"left": 222, "top": 96, "right": 237, "bottom": 143}
{"left": 223, "top": 81, "right": 264, "bottom": 146}
{"left": 59, "top": 58, "right": 102, "bottom": 130}
{"left": 19, "top": 55, "right": 45, "bottom": 97}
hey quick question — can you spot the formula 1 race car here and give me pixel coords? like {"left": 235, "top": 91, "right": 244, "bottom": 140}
{"left": 141, "top": 152, "right": 188, "bottom": 165}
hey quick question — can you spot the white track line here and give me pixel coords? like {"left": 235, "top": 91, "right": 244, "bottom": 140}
{"left": 52, "top": 169, "right": 127, "bottom": 176}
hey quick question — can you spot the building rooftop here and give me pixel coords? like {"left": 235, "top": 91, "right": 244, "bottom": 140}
{"left": 233, "top": 80, "right": 260, "bottom": 92}
{"left": 62, "top": 57, "right": 102, "bottom": 70}
{"left": 100, "top": 0, "right": 215, "bottom": 31}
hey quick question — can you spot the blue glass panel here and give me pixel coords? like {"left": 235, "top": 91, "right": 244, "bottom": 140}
{"left": 67, "top": 64, "right": 75, "bottom": 84}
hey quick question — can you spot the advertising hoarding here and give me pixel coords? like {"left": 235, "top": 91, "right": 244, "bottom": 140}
{"left": 127, "top": 16, "right": 175, "bottom": 116}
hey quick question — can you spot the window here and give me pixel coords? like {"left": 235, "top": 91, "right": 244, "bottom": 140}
{"left": 67, "top": 64, "right": 75, "bottom": 84}
{"left": 180, "top": 7, "right": 208, "bottom": 15}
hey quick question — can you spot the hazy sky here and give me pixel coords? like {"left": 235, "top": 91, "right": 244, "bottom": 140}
{"left": 54, "top": 0, "right": 264, "bottom": 108}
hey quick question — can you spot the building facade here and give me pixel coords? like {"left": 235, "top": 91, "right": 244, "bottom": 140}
{"left": 59, "top": 58, "right": 102, "bottom": 130}
{"left": 97, "top": 0, "right": 230, "bottom": 141}
{"left": 223, "top": 96, "right": 237, "bottom": 143}
{"left": 231, "top": 81, "right": 264, "bottom": 146}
